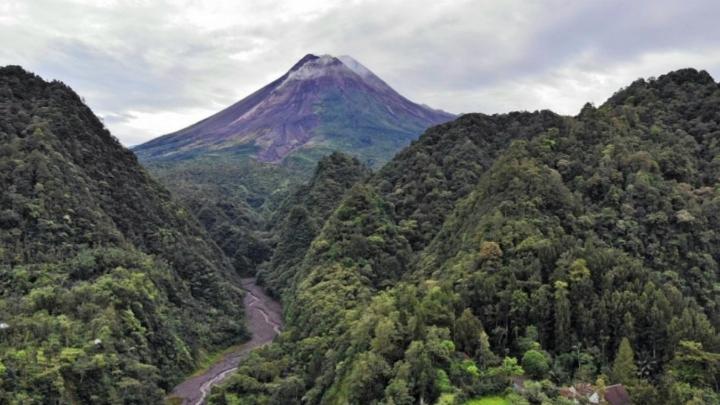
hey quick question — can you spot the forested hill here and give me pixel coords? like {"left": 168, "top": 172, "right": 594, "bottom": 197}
{"left": 0, "top": 66, "right": 246, "bottom": 403}
{"left": 258, "top": 152, "right": 370, "bottom": 296}
{"left": 210, "top": 68, "right": 720, "bottom": 404}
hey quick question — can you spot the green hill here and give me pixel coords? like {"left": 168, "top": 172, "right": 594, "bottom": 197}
{"left": 257, "top": 152, "right": 370, "bottom": 297}
{"left": 0, "top": 66, "right": 246, "bottom": 403}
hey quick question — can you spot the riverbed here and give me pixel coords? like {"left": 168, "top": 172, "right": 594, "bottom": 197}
{"left": 167, "top": 278, "right": 282, "bottom": 405}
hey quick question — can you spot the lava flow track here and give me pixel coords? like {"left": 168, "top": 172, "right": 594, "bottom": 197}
{"left": 168, "top": 278, "right": 282, "bottom": 405}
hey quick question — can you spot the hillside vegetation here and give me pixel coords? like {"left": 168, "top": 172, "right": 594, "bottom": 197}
{"left": 0, "top": 66, "right": 246, "bottom": 403}
{"left": 145, "top": 156, "right": 299, "bottom": 275}
{"left": 258, "top": 152, "right": 370, "bottom": 296}
{"left": 209, "top": 69, "right": 720, "bottom": 404}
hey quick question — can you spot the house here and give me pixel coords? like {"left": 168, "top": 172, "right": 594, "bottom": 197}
{"left": 604, "top": 384, "right": 631, "bottom": 405}
{"left": 558, "top": 383, "right": 600, "bottom": 403}
{"left": 558, "top": 386, "right": 583, "bottom": 402}
{"left": 574, "top": 383, "right": 595, "bottom": 398}
{"left": 558, "top": 382, "right": 631, "bottom": 405}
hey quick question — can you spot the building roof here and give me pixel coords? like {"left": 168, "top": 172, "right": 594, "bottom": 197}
{"left": 575, "top": 383, "right": 595, "bottom": 396}
{"left": 605, "top": 384, "right": 631, "bottom": 405}
{"left": 559, "top": 386, "right": 581, "bottom": 399}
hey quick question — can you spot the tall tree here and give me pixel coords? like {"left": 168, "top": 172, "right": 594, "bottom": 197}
{"left": 454, "top": 308, "right": 484, "bottom": 357}
{"left": 612, "top": 337, "right": 638, "bottom": 385}
{"left": 554, "top": 281, "right": 572, "bottom": 352}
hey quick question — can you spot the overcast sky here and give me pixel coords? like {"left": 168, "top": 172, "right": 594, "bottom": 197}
{"left": 2, "top": 0, "right": 720, "bottom": 146}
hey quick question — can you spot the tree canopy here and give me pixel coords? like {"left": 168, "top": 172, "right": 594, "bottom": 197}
{"left": 209, "top": 68, "right": 720, "bottom": 405}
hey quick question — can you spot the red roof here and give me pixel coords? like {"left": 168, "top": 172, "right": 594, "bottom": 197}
{"left": 605, "top": 384, "right": 631, "bottom": 405}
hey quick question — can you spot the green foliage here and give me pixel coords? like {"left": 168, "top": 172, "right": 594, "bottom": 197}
{"left": 141, "top": 155, "right": 293, "bottom": 275}
{"left": 258, "top": 152, "right": 369, "bottom": 295}
{"left": 568, "top": 258, "right": 590, "bottom": 282}
{"left": 521, "top": 350, "right": 550, "bottom": 379}
{"left": 204, "top": 69, "right": 720, "bottom": 405}
{"left": 0, "top": 66, "right": 246, "bottom": 403}
{"left": 436, "top": 369, "right": 453, "bottom": 393}
{"left": 462, "top": 359, "right": 481, "bottom": 378}
{"left": 487, "top": 357, "right": 524, "bottom": 380}
{"left": 346, "top": 352, "right": 391, "bottom": 403}
{"left": 211, "top": 69, "right": 720, "bottom": 404}
{"left": 454, "top": 309, "right": 485, "bottom": 357}
{"left": 667, "top": 340, "right": 720, "bottom": 391}
{"left": 612, "top": 337, "right": 638, "bottom": 386}
{"left": 465, "top": 396, "right": 510, "bottom": 405}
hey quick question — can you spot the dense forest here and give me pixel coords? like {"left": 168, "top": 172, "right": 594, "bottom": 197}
{"left": 208, "top": 69, "right": 720, "bottom": 404}
{"left": 144, "top": 156, "right": 301, "bottom": 275}
{"left": 0, "top": 66, "right": 247, "bottom": 403}
{"left": 258, "top": 152, "right": 370, "bottom": 297}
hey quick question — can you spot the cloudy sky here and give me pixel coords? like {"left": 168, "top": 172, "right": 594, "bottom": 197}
{"left": 2, "top": 0, "right": 719, "bottom": 146}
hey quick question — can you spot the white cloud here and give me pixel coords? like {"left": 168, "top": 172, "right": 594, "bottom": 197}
{"left": 1, "top": 0, "right": 719, "bottom": 145}
{"left": 102, "top": 107, "right": 220, "bottom": 146}
{"left": 423, "top": 48, "right": 720, "bottom": 115}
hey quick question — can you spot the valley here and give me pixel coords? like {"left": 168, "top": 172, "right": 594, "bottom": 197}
{"left": 6, "top": 2, "right": 720, "bottom": 403}
{"left": 132, "top": 54, "right": 452, "bottom": 281}
{"left": 3, "top": 54, "right": 720, "bottom": 405}
{"left": 168, "top": 278, "right": 282, "bottom": 405}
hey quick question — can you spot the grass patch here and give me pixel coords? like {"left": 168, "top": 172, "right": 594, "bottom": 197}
{"left": 164, "top": 396, "right": 183, "bottom": 405}
{"left": 465, "top": 396, "right": 510, "bottom": 405}
{"left": 437, "top": 393, "right": 456, "bottom": 404}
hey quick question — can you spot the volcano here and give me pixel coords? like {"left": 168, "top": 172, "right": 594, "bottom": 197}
{"left": 133, "top": 54, "right": 454, "bottom": 167}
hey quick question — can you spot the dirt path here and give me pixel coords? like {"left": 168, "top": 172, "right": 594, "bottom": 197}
{"left": 168, "top": 278, "right": 282, "bottom": 405}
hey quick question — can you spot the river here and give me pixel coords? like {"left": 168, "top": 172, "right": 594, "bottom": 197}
{"left": 168, "top": 278, "right": 283, "bottom": 405}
